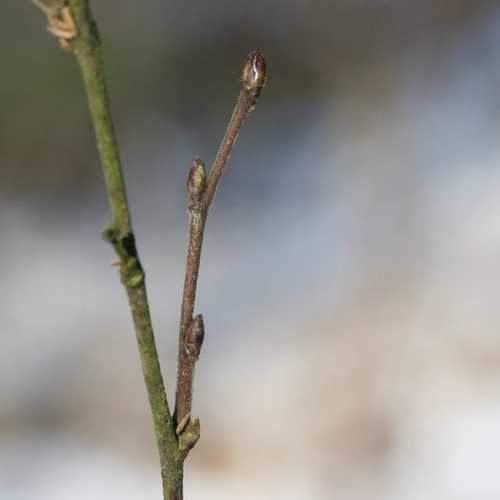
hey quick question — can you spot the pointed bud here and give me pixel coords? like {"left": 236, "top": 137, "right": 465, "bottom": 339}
{"left": 241, "top": 50, "right": 267, "bottom": 99}
{"left": 185, "top": 314, "right": 205, "bottom": 360}
{"left": 187, "top": 159, "right": 206, "bottom": 209}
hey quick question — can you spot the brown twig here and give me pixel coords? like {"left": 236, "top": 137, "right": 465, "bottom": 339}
{"left": 175, "top": 159, "right": 208, "bottom": 424}
{"left": 174, "top": 51, "right": 267, "bottom": 427}
{"left": 202, "top": 51, "right": 267, "bottom": 209}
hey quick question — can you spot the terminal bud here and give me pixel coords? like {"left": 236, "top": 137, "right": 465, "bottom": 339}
{"left": 242, "top": 50, "right": 267, "bottom": 99}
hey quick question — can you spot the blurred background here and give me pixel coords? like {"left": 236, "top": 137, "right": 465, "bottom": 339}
{"left": 2, "top": 1, "right": 500, "bottom": 498}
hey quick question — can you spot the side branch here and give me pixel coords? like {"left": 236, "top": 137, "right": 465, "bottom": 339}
{"left": 175, "top": 160, "right": 208, "bottom": 428}
{"left": 174, "top": 52, "right": 267, "bottom": 439}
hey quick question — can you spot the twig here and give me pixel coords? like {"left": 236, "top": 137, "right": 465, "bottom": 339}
{"left": 175, "top": 51, "right": 267, "bottom": 426}
{"left": 34, "top": 1, "right": 267, "bottom": 496}
{"left": 65, "top": 1, "right": 182, "bottom": 498}
{"left": 202, "top": 51, "right": 267, "bottom": 209}
{"left": 175, "top": 160, "right": 208, "bottom": 424}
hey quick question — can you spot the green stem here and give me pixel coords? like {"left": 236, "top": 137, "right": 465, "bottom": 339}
{"left": 68, "top": 0, "right": 130, "bottom": 234}
{"left": 67, "top": 1, "right": 182, "bottom": 498}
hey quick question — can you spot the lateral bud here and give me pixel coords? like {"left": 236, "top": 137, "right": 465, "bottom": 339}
{"left": 241, "top": 50, "right": 267, "bottom": 99}
{"left": 187, "top": 158, "right": 207, "bottom": 210}
{"left": 184, "top": 314, "right": 205, "bottom": 360}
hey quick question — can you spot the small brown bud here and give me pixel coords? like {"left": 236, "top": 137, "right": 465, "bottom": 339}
{"left": 185, "top": 314, "right": 205, "bottom": 360}
{"left": 241, "top": 50, "right": 267, "bottom": 99}
{"left": 187, "top": 159, "right": 206, "bottom": 209}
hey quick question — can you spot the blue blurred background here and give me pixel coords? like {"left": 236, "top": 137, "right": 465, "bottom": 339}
{"left": 2, "top": 1, "right": 500, "bottom": 498}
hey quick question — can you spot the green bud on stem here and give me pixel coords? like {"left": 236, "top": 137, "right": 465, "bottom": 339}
{"left": 187, "top": 158, "right": 207, "bottom": 210}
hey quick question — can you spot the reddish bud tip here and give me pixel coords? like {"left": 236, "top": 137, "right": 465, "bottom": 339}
{"left": 242, "top": 50, "right": 267, "bottom": 98}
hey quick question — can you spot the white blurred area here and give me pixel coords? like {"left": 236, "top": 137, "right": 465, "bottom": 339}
{"left": 2, "top": 1, "right": 500, "bottom": 499}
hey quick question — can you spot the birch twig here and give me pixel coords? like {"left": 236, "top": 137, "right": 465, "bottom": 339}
{"left": 174, "top": 51, "right": 267, "bottom": 431}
